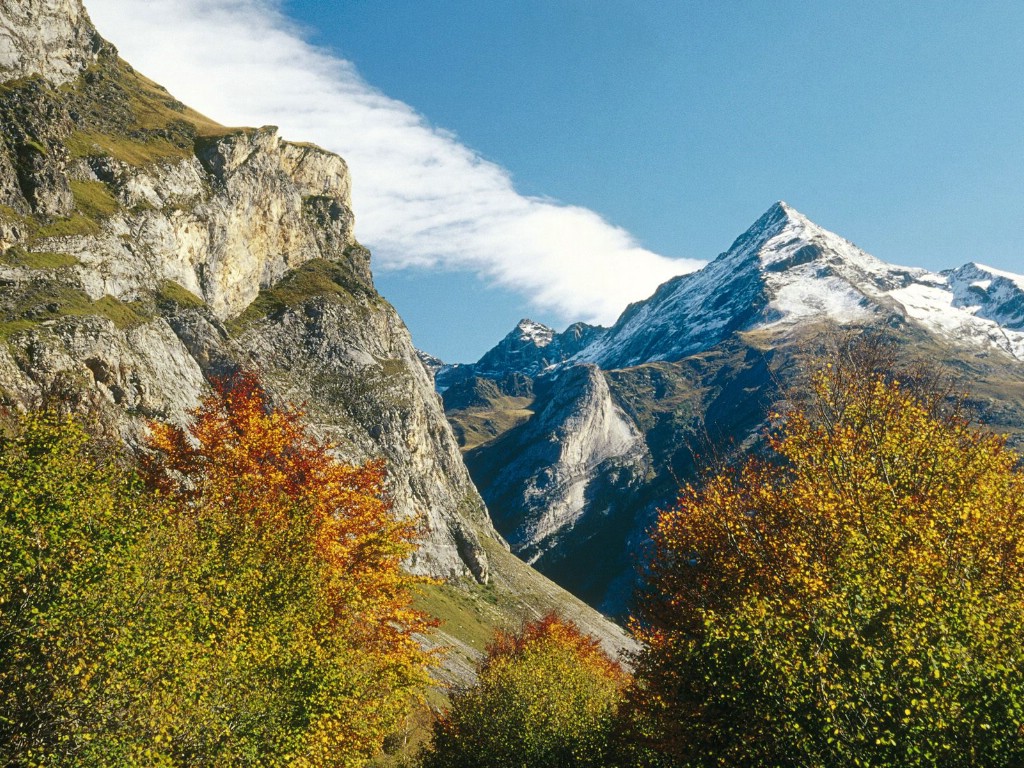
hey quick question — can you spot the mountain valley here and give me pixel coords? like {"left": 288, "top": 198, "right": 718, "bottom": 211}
{"left": 440, "top": 202, "right": 1024, "bottom": 614}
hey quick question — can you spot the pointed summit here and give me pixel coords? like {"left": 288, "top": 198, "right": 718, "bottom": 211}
{"left": 723, "top": 200, "right": 822, "bottom": 268}
{"left": 513, "top": 319, "right": 556, "bottom": 348}
{"left": 759, "top": 200, "right": 802, "bottom": 227}
{"left": 574, "top": 203, "right": 920, "bottom": 368}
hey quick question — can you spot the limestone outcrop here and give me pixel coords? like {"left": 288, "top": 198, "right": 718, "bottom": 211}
{"left": 0, "top": 0, "right": 498, "bottom": 581}
{"left": 0, "top": 0, "right": 101, "bottom": 86}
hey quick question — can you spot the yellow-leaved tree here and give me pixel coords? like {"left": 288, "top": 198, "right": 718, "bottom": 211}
{"left": 1, "top": 372, "right": 435, "bottom": 766}
{"left": 627, "top": 340, "right": 1024, "bottom": 767}
{"left": 422, "top": 614, "right": 630, "bottom": 768}
{"left": 131, "top": 371, "right": 435, "bottom": 766}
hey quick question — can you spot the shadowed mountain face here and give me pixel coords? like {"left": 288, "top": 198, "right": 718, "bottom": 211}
{"left": 444, "top": 203, "right": 1024, "bottom": 615}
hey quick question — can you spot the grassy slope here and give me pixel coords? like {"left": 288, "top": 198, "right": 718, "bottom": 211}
{"left": 374, "top": 536, "right": 637, "bottom": 766}
{"left": 447, "top": 395, "right": 535, "bottom": 452}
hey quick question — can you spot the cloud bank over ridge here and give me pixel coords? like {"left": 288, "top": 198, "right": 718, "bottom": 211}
{"left": 86, "top": 0, "right": 703, "bottom": 326}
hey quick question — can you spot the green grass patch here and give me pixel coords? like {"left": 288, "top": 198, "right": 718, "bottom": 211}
{"left": 0, "top": 319, "right": 39, "bottom": 340}
{"left": 414, "top": 582, "right": 502, "bottom": 654}
{"left": 70, "top": 179, "right": 118, "bottom": 218}
{"left": 156, "top": 280, "right": 205, "bottom": 309}
{"left": 3, "top": 283, "right": 151, "bottom": 330}
{"left": 0, "top": 76, "right": 43, "bottom": 97}
{"left": 63, "top": 56, "right": 235, "bottom": 168}
{"left": 447, "top": 400, "right": 535, "bottom": 452}
{"left": 0, "top": 205, "right": 29, "bottom": 227}
{"left": 33, "top": 214, "right": 100, "bottom": 239}
{"left": 67, "top": 130, "right": 193, "bottom": 166}
{"left": 120, "top": 62, "right": 227, "bottom": 137}
{"left": 227, "top": 259, "right": 376, "bottom": 335}
{"left": 86, "top": 295, "right": 150, "bottom": 329}
{"left": 22, "top": 138, "right": 47, "bottom": 156}
{"left": 0, "top": 248, "right": 78, "bottom": 269}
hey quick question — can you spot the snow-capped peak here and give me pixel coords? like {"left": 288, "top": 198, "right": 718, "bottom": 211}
{"left": 570, "top": 203, "right": 1024, "bottom": 369}
{"left": 944, "top": 262, "right": 1024, "bottom": 331}
{"left": 514, "top": 318, "right": 557, "bottom": 348}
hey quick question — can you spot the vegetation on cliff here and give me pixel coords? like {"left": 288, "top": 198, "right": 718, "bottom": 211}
{"left": 0, "top": 374, "right": 433, "bottom": 766}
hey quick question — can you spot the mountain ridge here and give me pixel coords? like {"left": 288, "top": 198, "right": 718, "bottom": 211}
{"left": 443, "top": 202, "right": 1024, "bottom": 614}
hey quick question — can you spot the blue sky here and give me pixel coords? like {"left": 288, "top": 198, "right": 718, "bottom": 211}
{"left": 90, "top": 1, "right": 1024, "bottom": 362}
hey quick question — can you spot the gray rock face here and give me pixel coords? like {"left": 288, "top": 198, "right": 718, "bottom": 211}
{"left": 0, "top": 0, "right": 101, "bottom": 86}
{"left": 69, "top": 127, "right": 359, "bottom": 320}
{"left": 0, "top": 23, "right": 499, "bottom": 582}
{"left": 230, "top": 287, "right": 496, "bottom": 580}
{"left": 465, "top": 364, "right": 650, "bottom": 578}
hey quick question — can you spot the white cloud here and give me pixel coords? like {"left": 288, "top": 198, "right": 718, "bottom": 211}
{"left": 85, "top": 0, "right": 704, "bottom": 326}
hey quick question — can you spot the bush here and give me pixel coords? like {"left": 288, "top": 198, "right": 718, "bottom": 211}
{"left": 422, "top": 614, "right": 630, "bottom": 768}
{"left": 627, "top": 343, "right": 1024, "bottom": 766}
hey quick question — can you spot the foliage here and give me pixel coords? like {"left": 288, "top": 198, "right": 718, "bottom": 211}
{"left": 0, "top": 373, "right": 434, "bottom": 766}
{"left": 422, "top": 613, "right": 630, "bottom": 768}
{"left": 627, "top": 343, "right": 1024, "bottom": 766}
{"left": 0, "top": 413, "right": 148, "bottom": 765}
{"left": 131, "top": 371, "right": 435, "bottom": 766}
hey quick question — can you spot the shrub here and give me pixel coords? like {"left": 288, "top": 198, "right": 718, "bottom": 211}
{"left": 422, "top": 614, "right": 629, "bottom": 768}
{"left": 627, "top": 343, "right": 1024, "bottom": 766}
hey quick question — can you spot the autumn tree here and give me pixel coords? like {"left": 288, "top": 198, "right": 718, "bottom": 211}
{"left": 127, "top": 371, "right": 435, "bottom": 766}
{"left": 627, "top": 342, "right": 1024, "bottom": 767}
{"left": 1, "top": 373, "right": 435, "bottom": 766}
{"left": 421, "top": 613, "right": 630, "bottom": 768}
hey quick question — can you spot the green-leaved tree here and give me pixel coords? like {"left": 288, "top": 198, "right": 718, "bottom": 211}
{"left": 422, "top": 614, "right": 630, "bottom": 768}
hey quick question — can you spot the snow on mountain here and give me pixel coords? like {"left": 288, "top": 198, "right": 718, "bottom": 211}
{"left": 438, "top": 319, "right": 606, "bottom": 389}
{"left": 515, "top": 319, "right": 557, "bottom": 347}
{"left": 415, "top": 349, "right": 446, "bottom": 376}
{"left": 945, "top": 263, "right": 1024, "bottom": 331}
{"left": 572, "top": 202, "right": 1024, "bottom": 369}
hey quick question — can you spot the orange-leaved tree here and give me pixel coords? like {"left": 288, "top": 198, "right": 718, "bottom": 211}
{"left": 422, "top": 613, "right": 630, "bottom": 768}
{"left": 127, "top": 371, "right": 435, "bottom": 766}
{"left": 627, "top": 342, "right": 1024, "bottom": 767}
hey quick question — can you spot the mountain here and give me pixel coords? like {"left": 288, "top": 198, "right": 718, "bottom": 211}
{"left": 434, "top": 318, "right": 603, "bottom": 392}
{"left": 0, "top": 0, "right": 634, "bottom": 665}
{"left": 444, "top": 202, "right": 1024, "bottom": 614}
{"left": 576, "top": 202, "right": 1024, "bottom": 368}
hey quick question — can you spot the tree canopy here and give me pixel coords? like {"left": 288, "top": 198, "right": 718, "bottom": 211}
{"left": 1, "top": 373, "right": 434, "bottom": 766}
{"left": 628, "top": 344, "right": 1024, "bottom": 766}
{"left": 422, "top": 613, "right": 630, "bottom": 768}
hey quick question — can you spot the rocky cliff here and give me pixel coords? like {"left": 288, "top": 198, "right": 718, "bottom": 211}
{"left": 465, "top": 364, "right": 649, "bottom": 562}
{"left": 0, "top": 0, "right": 101, "bottom": 86}
{"left": 0, "top": 0, "right": 497, "bottom": 581}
